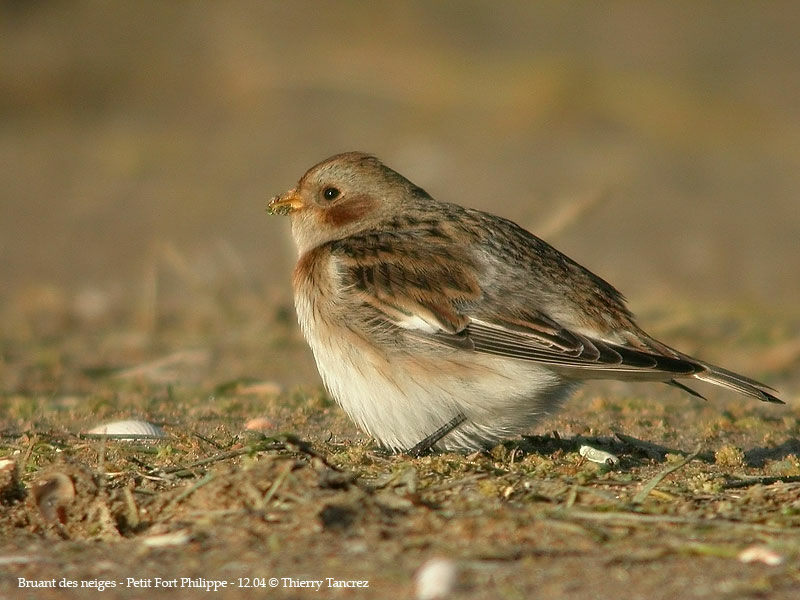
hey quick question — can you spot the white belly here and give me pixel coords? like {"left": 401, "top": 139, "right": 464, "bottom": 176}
{"left": 295, "top": 288, "right": 575, "bottom": 451}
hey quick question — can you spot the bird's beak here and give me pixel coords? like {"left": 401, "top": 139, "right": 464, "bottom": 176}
{"left": 267, "top": 189, "right": 304, "bottom": 216}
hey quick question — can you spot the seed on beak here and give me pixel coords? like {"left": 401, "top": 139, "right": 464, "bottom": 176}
{"left": 266, "top": 196, "right": 289, "bottom": 216}
{"left": 267, "top": 191, "right": 303, "bottom": 216}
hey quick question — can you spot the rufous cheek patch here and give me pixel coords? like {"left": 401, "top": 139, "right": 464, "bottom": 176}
{"left": 324, "top": 195, "right": 377, "bottom": 227}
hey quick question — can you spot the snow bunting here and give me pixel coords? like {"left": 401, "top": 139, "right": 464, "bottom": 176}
{"left": 268, "top": 152, "right": 782, "bottom": 454}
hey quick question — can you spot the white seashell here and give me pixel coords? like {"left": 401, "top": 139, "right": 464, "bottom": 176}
{"left": 84, "top": 420, "right": 166, "bottom": 440}
{"left": 415, "top": 557, "right": 457, "bottom": 600}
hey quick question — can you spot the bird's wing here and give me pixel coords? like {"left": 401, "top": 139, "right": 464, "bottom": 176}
{"left": 331, "top": 230, "right": 480, "bottom": 334}
{"left": 330, "top": 230, "right": 700, "bottom": 377}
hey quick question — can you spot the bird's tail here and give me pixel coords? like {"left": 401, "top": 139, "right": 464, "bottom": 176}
{"left": 692, "top": 364, "right": 783, "bottom": 404}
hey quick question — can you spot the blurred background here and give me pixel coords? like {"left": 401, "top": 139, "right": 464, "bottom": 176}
{"left": 2, "top": 2, "right": 798, "bottom": 363}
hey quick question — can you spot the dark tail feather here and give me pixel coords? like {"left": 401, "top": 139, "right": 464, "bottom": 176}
{"left": 693, "top": 364, "right": 784, "bottom": 405}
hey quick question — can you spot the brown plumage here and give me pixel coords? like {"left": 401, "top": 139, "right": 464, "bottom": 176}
{"left": 268, "top": 152, "right": 782, "bottom": 453}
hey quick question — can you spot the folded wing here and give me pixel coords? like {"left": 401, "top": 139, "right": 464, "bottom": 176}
{"left": 330, "top": 228, "right": 782, "bottom": 404}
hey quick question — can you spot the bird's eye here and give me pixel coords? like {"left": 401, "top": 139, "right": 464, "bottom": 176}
{"left": 322, "top": 187, "right": 340, "bottom": 201}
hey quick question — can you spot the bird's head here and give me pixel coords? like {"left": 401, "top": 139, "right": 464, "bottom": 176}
{"left": 268, "top": 152, "right": 430, "bottom": 255}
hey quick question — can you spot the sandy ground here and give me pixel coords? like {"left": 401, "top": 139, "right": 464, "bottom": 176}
{"left": 2, "top": 3, "right": 799, "bottom": 599}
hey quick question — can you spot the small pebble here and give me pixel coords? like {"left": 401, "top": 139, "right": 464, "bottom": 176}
{"left": 579, "top": 444, "right": 620, "bottom": 466}
{"left": 415, "top": 557, "right": 457, "bottom": 600}
{"left": 738, "top": 545, "right": 784, "bottom": 566}
{"left": 140, "top": 530, "right": 191, "bottom": 548}
{"left": 244, "top": 417, "right": 276, "bottom": 431}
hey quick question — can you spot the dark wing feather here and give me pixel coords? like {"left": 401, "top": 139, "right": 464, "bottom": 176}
{"left": 434, "top": 318, "right": 702, "bottom": 376}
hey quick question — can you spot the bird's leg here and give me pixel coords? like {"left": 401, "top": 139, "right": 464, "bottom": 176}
{"left": 406, "top": 413, "right": 467, "bottom": 457}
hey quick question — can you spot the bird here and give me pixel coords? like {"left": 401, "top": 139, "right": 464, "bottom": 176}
{"left": 267, "top": 151, "right": 783, "bottom": 455}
